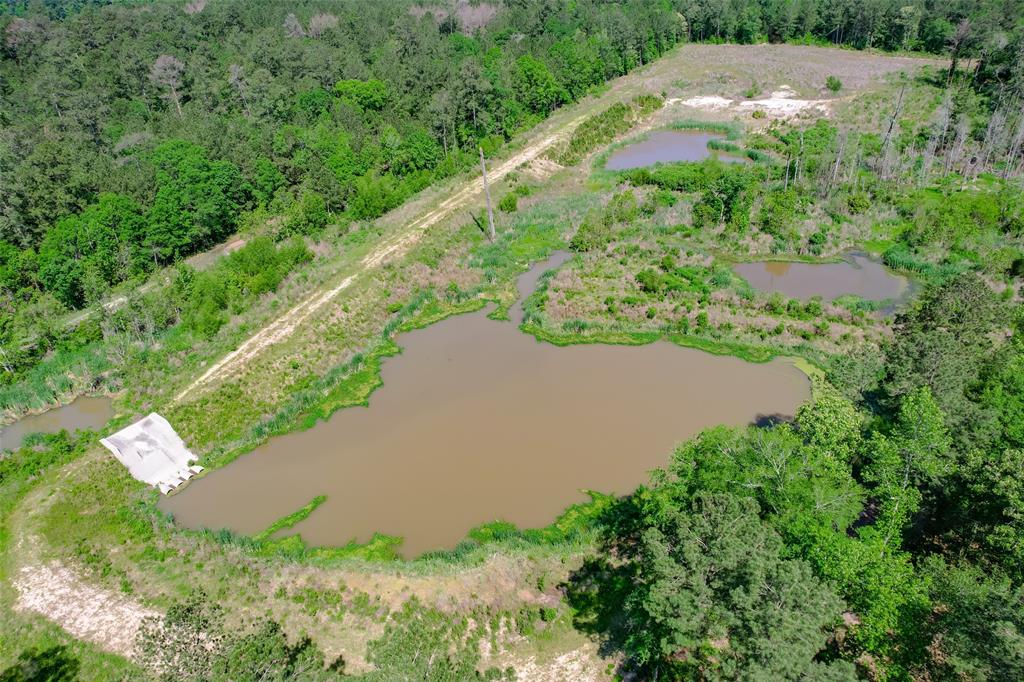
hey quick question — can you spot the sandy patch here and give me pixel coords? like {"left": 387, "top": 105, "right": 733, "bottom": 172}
{"left": 523, "top": 157, "right": 563, "bottom": 180}
{"left": 679, "top": 86, "right": 831, "bottom": 118}
{"left": 679, "top": 95, "right": 734, "bottom": 110}
{"left": 513, "top": 643, "right": 607, "bottom": 682}
{"left": 737, "top": 86, "right": 832, "bottom": 117}
{"left": 14, "top": 561, "right": 157, "bottom": 659}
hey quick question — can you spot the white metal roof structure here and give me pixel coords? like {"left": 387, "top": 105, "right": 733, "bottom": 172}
{"left": 100, "top": 413, "right": 203, "bottom": 494}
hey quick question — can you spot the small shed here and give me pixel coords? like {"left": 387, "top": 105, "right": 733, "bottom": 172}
{"left": 100, "top": 413, "right": 203, "bottom": 494}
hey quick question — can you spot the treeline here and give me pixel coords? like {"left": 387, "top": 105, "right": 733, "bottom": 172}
{"left": 680, "top": 0, "right": 1024, "bottom": 60}
{"left": 576, "top": 271, "right": 1024, "bottom": 680}
{"left": 0, "top": 0, "right": 687, "bottom": 381}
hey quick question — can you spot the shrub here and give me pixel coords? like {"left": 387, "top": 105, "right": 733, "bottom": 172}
{"left": 178, "top": 237, "right": 311, "bottom": 338}
{"left": 498, "top": 193, "right": 518, "bottom": 213}
{"left": 349, "top": 172, "right": 401, "bottom": 219}
{"left": 284, "top": 190, "right": 329, "bottom": 235}
{"left": 568, "top": 191, "right": 637, "bottom": 252}
{"left": 847, "top": 192, "right": 870, "bottom": 215}
{"left": 759, "top": 189, "right": 799, "bottom": 241}
{"left": 569, "top": 210, "right": 613, "bottom": 252}
{"left": 826, "top": 76, "right": 842, "bottom": 92}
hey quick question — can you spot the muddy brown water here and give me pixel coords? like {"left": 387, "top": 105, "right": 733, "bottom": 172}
{"left": 1, "top": 396, "right": 114, "bottom": 451}
{"left": 605, "top": 130, "right": 747, "bottom": 170}
{"left": 162, "top": 253, "right": 809, "bottom": 557}
{"left": 734, "top": 252, "right": 909, "bottom": 303}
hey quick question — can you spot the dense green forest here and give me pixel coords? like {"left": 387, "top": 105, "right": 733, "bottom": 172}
{"left": 0, "top": 0, "right": 687, "bottom": 382}
{"left": 2, "top": 0, "right": 1023, "bottom": 384}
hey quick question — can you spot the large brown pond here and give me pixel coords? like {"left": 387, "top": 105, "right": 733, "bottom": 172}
{"left": 605, "top": 130, "right": 747, "bottom": 170}
{"left": 1, "top": 396, "right": 114, "bottom": 451}
{"left": 734, "top": 252, "right": 909, "bottom": 303}
{"left": 162, "top": 253, "right": 809, "bottom": 557}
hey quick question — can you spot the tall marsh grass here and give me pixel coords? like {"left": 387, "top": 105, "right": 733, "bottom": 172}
{"left": 0, "top": 343, "right": 110, "bottom": 419}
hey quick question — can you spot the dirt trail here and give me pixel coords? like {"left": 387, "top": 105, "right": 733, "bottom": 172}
{"left": 173, "top": 118, "right": 585, "bottom": 402}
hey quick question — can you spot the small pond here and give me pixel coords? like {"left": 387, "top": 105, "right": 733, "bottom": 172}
{"left": 1, "top": 396, "right": 114, "bottom": 451}
{"left": 605, "top": 130, "right": 747, "bottom": 170}
{"left": 162, "top": 253, "right": 809, "bottom": 557}
{"left": 734, "top": 252, "right": 910, "bottom": 304}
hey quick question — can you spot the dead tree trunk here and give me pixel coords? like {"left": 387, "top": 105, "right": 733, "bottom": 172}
{"left": 1004, "top": 112, "right": 1024, "bottom": 179}
{"left": 944, "top": 119, "right": 969, "bottom": 174}
{"left": 880, "top": 84, "right": 906, "bottom": 178}
{"left": 921, "top": 94, "right": 951, "bottom": 184}
{"left": 170, "top": 86, "right": 183, "bottom": 118}
{"left": 795, "top": 129, "right": 804, "bottom": 183}
{"left": 479, "top": 146, "right": 495, "bottom": 242}
{"left": 826, "top": 130, "right": 847, "bottom": 197}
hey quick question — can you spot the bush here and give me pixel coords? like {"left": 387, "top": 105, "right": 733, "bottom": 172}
{"left": 284, "top": 190, "right": 329, "bottom": 235}
{"left": 759, "top": 189, "right": 799, "bottom": 241}
{"left": 569, "top": 191, "right": 637, "bottom": 252}
{"left": 847, "top": 192, "right": 870, "bottom": 215}
{"left": 178, "top": 237, "right": 312, "bottom": 338}
{"left": 349, "top": 172, "right": 400, "bottom": 219}
{"left": 826, "top": 76, "right": 842, "bottom": 92}
{"left": 498, "top": 193, "right": 518, "bottom": 213}
{"left": 569, "top": 209, "right": 613, "bottom": 252}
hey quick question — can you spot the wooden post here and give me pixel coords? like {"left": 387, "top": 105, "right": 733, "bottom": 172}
{"left": 479, "top": 146, "right": 495, "bottom": 242}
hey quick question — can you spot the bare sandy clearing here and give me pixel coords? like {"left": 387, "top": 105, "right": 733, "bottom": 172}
{"left": 677, "top": 94, "right": 733, "bottom": 110}
{"left": 680, "top": 86, "right": 833, "bottom": 118}
{"left": 511, "top": 643, "right": 607, "bottom": 682}
{"left": 14, "top": 561, "right": 156, "bottom": 659}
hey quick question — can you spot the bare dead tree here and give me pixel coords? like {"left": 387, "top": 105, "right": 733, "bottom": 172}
{"left": 4, "top": 17, "right": 39, "bottom": 66}
{"left": 977, "top": 107, "right": 1008, "bottom": 176}
{"left": 849, "top": 136, "right": 862, "bottom": 187}
{"left": 183, "top": 0, "right": 206, "bottom": 15}
{"left": 795, "top": 129, "right": 804, "bottom": 183}
{"left": 283, "top": 13, "right": 306, "bottom": 38}
{"left": 921, "top": 93, "right": 951, "bottom": 183}
{"left": 149, "top": 55, "right": 185, "bottom": 118}
{"left": 308, "top": 13, "right": 339, "bottom": 38}
{"left": 944, "top": 118, "right": 969, "bottom": 174}
{"left": 228, "top": 64, "right": 251, "bottom": 117}
{"left": 479, "top": 147, "right": 495, "bottom": 241}
{"left": 1005, "top": 112, "right": 1024, "bottom": 179}
{"left": 825, "top": 129, "right": 847, "bottom": 197}
{"left": 948, "top": 19, "right": 972, "bottom": 83}
{"left": 879, "top": 84, "right": 906, "bottom": 178}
